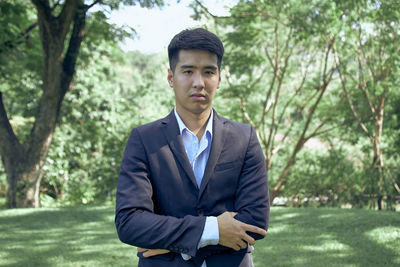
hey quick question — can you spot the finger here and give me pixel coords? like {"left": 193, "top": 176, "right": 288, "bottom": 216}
{"left": 238, "top": 239, "right": 247, "bottom": 249}
{"left": 232, "top": 244, "right": 241, "bottom": 251}
{"left": 228, "top": 212, "right": 238, "bottom": 217}
{"left": 143, "top": 250, "right": 157, "bottom": 258}
{"left": 137, "top": 248, "right": 148, "bottom": 253}
{"left": 241, "top": 233, "right": 255, "bottom": 245}
{"left": 242, "top": 223, "right": 267, "bottom": 236}
{"left": 143, "top": 249, "right": 170, "bottom": 258}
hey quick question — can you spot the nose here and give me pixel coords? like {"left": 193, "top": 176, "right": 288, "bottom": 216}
{"left": 192, "top": 72, "right": 205, "bottom": 89}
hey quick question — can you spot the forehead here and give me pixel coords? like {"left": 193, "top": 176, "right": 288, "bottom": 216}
{"left": 177, "top": 49, "right": 218, "bottom": 67}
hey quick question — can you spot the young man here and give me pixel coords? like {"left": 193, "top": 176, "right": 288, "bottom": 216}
{"left": 115, "top": 28, "right": 270, "bottom": 267}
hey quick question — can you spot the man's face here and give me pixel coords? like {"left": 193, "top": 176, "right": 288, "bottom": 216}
{"left": 168, "top": 49, "right": 221, "bottom": 117}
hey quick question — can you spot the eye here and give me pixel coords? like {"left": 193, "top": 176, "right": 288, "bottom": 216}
{"left": 183, "top": 70, "right": 193, "bottom": 74}
{"left": 204, "top": 69, "right": 217, "bottom": 75}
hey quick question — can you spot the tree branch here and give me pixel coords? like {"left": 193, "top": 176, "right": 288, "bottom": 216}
{"left": 84, "top": 0, "right": 102, "bottom": 11}
{"left": 268, "top": 46, "right": 312, "bottom": 159}
{"left": 294, "top": 38, "right": 334, "bottom": 150}
{"left": 357, "top": 49, "right": 376, "bottom": 115}
{"left": 0, "top": 92, "right": 23, "bottom": 159}
{"left": 0, "top": 22, "right": 38, "bottom": 55}
{"left": 238, "top": 97, "right": 256, "bottom": 129}
{"left": 193, "top": 0, "right": 227, "bottom": 19}
{"left": 31, "top": 0, "right": 52, "bottom": 22}
{"left": 260, "top": 24, "right": 281, "bottom": 128}
{"left": 60, "top": 3, "right": 86, "bottom": 99}
{"left": 333, "top": 42, "right": 374, "bottom": 144}
{"left": 224, "top": 67, "right": 256, "bottom": 129}
{"left": 58, "top": 0, "right": 78, "bottom": 40}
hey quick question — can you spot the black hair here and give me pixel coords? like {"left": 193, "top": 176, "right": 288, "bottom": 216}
{"left": 168, "top": 28, "right": 224, "bottom": 72}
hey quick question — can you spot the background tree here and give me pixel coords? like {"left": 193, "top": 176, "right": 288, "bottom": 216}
{"left": 332, "top": 0, "right": 400, "bottom": 209}
{"left": 193, "top": 0, "right": 400, "bottom": 209}
{"left": 194, "top": 0, "right": 343, "bottom": 203}
{"left": 0, "top": 0, "right": 163, "bottom": 208}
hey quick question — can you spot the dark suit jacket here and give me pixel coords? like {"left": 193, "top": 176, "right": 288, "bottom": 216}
{"left": 115, "top": 110, "right": 270, "bottom": 267}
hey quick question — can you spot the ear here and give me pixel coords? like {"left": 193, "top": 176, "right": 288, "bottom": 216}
{"left": 217, "top": 73, "right": 221, "bottom": 89}
{"left": 167, "top": 69, "right": 174, "bottom": 88}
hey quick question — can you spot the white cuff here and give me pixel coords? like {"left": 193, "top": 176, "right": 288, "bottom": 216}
{"left": 198, "top": 216, "right": 219, "bottom": 249}
{"left": 181, "top": 216, "right": 219, "bottom": 261}
{"left": 181, "top": 253, "right": 191, "bottom": 261}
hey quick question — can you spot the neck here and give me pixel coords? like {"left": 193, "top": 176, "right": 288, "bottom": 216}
{"left": 176, "top": 108, "right": 211, "bottom": 139}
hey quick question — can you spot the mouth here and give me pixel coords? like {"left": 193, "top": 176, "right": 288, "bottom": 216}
{"left": 190, "top": 93, "right": 206, "bottom": 101}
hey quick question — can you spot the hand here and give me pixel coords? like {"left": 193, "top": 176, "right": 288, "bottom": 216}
{"left": 137, "top": 247, "right": 170, "bottom": 258}
{"left": 217, "top": 211, "right": 267, "bottom": 251}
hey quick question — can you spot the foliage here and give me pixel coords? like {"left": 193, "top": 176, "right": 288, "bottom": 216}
{"left": 201, "top": 0, "right": 343, "bottom": 202}
{"left": 195, "top": 0, "right": 400, "bottom": 208}
{"left": 0, "top": 0, "right": 41, "bottom": 141}
{"left": 283, "top": 144, "right": 370, "bottom": 208}
{"left": 39, "top": 43, "right": 172, "bottom": 206}
{"left": 0, "top": 206, "right": 399, "bottom": 266}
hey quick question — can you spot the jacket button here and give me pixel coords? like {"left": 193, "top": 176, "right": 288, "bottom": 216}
{"left": 197, "top": 208, "right": 204, "bottom": 216}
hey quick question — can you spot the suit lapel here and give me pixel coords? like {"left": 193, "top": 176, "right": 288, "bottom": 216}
{"left": 161, "top": 111, "right": 199, "bottom": 191}
{"left": 199, "top": 111, "right": 227, "bottom": 199}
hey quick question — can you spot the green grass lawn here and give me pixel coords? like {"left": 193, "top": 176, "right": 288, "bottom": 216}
{"left": 0, "top": 206, "right": 399, "bottom": 267}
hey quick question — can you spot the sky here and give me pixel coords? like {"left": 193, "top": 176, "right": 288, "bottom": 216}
{"left": 95, "top": 0, "right": 237, "bottom": 53}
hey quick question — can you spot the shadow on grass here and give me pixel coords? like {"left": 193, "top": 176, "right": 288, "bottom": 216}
{"left": 0, "top": 206, "right": 137, "bottom": 267}
{"left": 253, "top": 208, "right": 400, "bottom": 267}
{"left": 1, "top": 206, "right": 399, "bottom": 266}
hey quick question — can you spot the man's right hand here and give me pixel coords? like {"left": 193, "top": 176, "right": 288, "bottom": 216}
{"left": 137, "top": 247, "right": 170, "bottom": 258}
{"left": 217, "top": 211, "right": 267, "bottom": 251}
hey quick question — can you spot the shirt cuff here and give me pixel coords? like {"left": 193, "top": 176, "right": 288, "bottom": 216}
{"left": 198, "top": 216, "right": 219, "bottom": 248}
{"left": 181, "top": 253, "right": 192, "bottom": 260}
{"left": 181, "top": 216, "right": 219, "bottom": 261}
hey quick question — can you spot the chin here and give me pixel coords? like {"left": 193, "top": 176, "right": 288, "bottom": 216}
{"left": 190, "top": 107, "right": 208, "bottom": 114}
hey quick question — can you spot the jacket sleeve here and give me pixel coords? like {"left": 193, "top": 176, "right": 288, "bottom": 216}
{"left": 234, "top": 126, "right": 270, "bottom": 240}
{"left": 115, "top": 128, "right": 206, "bottom": 257}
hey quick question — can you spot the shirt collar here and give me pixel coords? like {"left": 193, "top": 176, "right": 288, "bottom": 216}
{"left": 174, "top": 107, "right": 213, "bottom": 137}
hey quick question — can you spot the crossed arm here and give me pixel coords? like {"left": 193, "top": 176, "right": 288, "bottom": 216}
{"left": 128, "top": 126, "right": 270, "bottom": 258}
{"left": 138, "top": 211, "right": 267, "bottom": 257}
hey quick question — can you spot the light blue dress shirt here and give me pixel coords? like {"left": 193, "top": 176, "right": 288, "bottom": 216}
{"left": 174, "top": 108, "right": 219, "bottom": 266}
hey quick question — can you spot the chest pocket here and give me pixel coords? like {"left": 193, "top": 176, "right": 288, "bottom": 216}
{"left": 214, "top": 160, "right": 241, "bottom": 172}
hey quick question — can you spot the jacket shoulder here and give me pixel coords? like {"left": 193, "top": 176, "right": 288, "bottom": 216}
{"left": 216, "top": 113, "right": 253, "bottom": 136}
{"left": 130, "top": 112, "right": 173, "bottom": 136}
{"left": 134, "top": 118, "right": 164, "bottom": 133}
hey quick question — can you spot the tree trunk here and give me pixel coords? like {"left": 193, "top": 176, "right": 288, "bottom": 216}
{"left": 1, "top": 123, "right": 52, "bottom": 208}
{"left": 373, "top": 97, "right": 385, "bottom": 210}
{"left": 6, "top": 164, "right": 43, "bottom": 208}
{"left": 6, "top": 169, "right": 18, "bottom": 208}
{"left": 373, "top": 145, "right": 384, "bottom": 210}
{"left": 269, "top": 144, "right": 299, "bottom": 204}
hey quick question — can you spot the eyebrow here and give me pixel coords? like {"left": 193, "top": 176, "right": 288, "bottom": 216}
{"left": 180, "top": 64, "right": 218, "bottom": 70}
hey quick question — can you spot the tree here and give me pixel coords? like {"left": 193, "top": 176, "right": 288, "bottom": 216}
{"left": 332, "top": 0, "right": 400, "bottom": 209}
{"left": 0, "top": 0, "right": 163, "bottom": 208}
{"left": 194, "top": 0, "right": 400, "bottom": 208}
{"left": 193, "top": 0, "right": 342, "bottom": 203}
